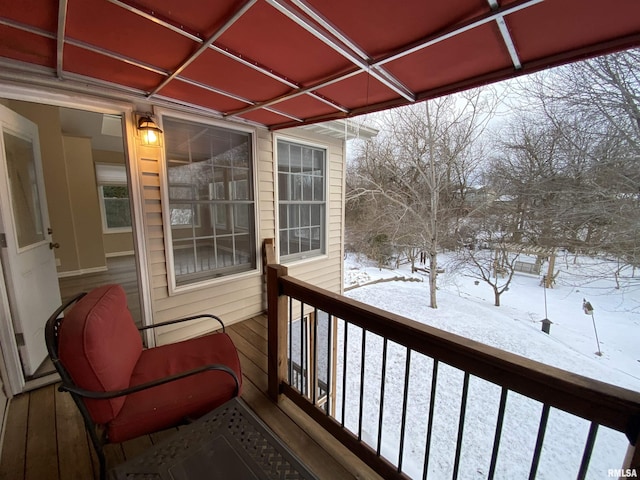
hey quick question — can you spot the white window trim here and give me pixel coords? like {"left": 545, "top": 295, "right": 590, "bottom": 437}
{"left": 274, "top": 134, "right": 329, "bottom": 264}
{"left": 157, "top": 109, "right": 261, "bottom": 295}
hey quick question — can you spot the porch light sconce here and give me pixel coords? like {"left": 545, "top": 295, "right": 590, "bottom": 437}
{"left": 137, "top": 114, "right": 163, "bottom": 146}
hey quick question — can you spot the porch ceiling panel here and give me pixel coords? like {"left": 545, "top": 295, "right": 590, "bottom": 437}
{"left": 63, "top": 44, "right": 165, "bottom": 93}
{"left": 0, "top": 0, "right": 57, "bottom": 32}
{"left": 237, "top": 108, "right": 301, "bottom": 126}
{"left": 0, "top": 25, "right": 55, "bottom": 69}
{"left": 182, "top": 49, "right": 291, "bottom": 103}
{"left": 0, "top": 0, "right": 639, "bottom": 130}
{"left": 158, "top": 79, "right": 252, "bottom": 114}
{"left": 66, "top": 0, "right": 195, "bottom": 72}
{"left": 274, "top": 94, "right": 344, "bottom": 120}
{"left": 131, "top": 0, "right": 249, "bottom": 39}
{"left": 216, "top": 1, "right": 354, "bottom": 87}
{"left": 299, "top": 0, "right": 489, "bottom": 60}
{"left": 384, "top": 23, "right": 511, "bottom": 94}
{"left": 314, "top": 72, "right": 400, "bottom": 111}
{"left": 507, "top": 0, "right": 640, "bottom": 63}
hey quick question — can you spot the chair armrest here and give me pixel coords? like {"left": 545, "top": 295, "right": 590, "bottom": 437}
{"left": 59, "top": 363, "right": 239, "bottom": 399}
{"left": 138, "top": 314, "right": 225, "bottom": 333}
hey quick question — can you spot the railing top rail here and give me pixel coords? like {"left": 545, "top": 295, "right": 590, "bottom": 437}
{"left": 273, "top": 267, "right": 640, "bottom": 442}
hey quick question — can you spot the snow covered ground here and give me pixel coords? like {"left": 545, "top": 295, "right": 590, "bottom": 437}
{"left": 334, "top": 252, "right": 639, "bottom": 479}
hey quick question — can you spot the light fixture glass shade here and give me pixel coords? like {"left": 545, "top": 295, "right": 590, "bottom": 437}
{"left": 137, "top": 115, "right": 163, "bottom": 146}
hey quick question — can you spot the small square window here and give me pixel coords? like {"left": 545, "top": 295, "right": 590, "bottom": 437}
{"left": 99, "top": 184, "right": 132, "bottom": 232}
{"left": 96, "top": 163, "right": 132, "bottom": 233}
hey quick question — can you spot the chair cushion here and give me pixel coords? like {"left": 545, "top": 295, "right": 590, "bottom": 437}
{"left": 107, "top": 332, "right": 242, "bottom": 443}
{"left": 59, "top": 284, "right": 143, "bottom": 424}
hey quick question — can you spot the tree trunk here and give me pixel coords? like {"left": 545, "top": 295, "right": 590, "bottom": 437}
{"left": 494, "top": 287, "right": 501, "bottom": 307}
{"left": 429, "top": 251, "right": 438, "bottom": 308}
{"left": 426, "top": 102, "right": 439, "bottom": 310}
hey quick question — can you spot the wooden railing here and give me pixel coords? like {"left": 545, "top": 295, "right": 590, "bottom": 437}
{"left": 265, "top": 257, "right": 640, "bottom": 479}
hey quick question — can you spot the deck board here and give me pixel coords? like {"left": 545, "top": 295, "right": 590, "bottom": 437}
{"left": 0, "top": 392, "right": 28, "bottom": 480}
{"left": 25, "top": 386, "right": 58, "bottom": 480}
{"left": 54, "top": 386, "right": 93, "bottom": 480}
{"left": 0, "top": 314, "right": 379, "bottom": 480}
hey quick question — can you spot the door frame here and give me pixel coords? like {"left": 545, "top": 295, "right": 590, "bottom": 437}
{"left": 0, "top": 82, "right": 153, "bottom": 396}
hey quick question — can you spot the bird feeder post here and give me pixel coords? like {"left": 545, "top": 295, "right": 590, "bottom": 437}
{"left": 583, "top": 298, "right": 602, "bottom": 356}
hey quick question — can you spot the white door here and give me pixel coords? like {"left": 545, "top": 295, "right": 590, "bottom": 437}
{"left": 0, "top": 104, "right": 61, "bottom": 377}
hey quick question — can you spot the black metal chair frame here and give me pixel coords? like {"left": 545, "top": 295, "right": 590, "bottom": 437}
{"left": 45, "top": 292, "right": 240, "bottom": 480}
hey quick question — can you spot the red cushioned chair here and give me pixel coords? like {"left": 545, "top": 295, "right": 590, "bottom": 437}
{"left": 45, "top": 284, "right": 242, "bottom": 480}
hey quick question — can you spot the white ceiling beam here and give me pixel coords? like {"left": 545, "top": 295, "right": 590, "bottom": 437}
{"left": 174, "top": 76, "right": 254, "bottom": 105}
{"left": 107, "top": 0, "right": 346, "bottom": 118}
{"left": 226, "top": 0, "right": 542, "bottom": 120}
{"left": 107, "top": 0, "right": 202, "bottom": 42}
{"left": 0, "top": 17, "right": 171, "bottom": 76}
{"left": 266, "top": 0, "right": 415, "bottom": 102}
{"left": 3, "top": 0, "right": 541, "bottom": 126}
{"left": 289, "top": 0, "right": 415, "bottom": 105}
{"left": 376, "top": 0, "right": 542, "bottom": 67}
{"left": 56, "top": 0, "right": 68, "bottom": 79}
{"left": 224, "top": 69, "right": 361, "bottom": 119}
{"left": 487, "top": 0, "right": 523, "bottom": 70}
{"left": 210, "top": 45, "right": 299, "bottom": 89}
{"left": 148, "top": 0, "right": 257, "bottom": 97}
{"left": 0, "top": 16, "right": 277, "bottom": 113}
{"left": 496, "top": 15, "right": 522, "bottom": 70}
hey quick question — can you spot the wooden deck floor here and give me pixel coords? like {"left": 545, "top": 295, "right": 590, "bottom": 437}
{"left": 0, "top": 315, "right": 380, "bottom": 480}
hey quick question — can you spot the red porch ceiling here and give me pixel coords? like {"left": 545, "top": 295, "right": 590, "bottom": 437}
{"left": 0, "top": 0, "right": 639, "bottom": 130}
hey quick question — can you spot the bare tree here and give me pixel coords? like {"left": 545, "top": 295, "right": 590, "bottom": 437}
{"left": 456, "top": 241, "right": 523, "bottom": 307}
{"left": 347, "top": 88, "right": 496, "bottom": 308}
{"left": 499, "top": 49, "right": 640, "bottom": 269}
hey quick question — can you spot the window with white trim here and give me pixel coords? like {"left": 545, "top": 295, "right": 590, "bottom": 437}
{"left": 163, "top": 116, "right": 256, "bottom": 287}
{"left": 277, "top": 139, "right": 326, "bottom": 261}
{"left": 95, "top": 163, "right": 131, "bottom": 233}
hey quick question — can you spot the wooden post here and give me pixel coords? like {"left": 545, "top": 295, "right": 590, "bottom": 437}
{"left": 267, "top": 263, "right": 288, "bottom": 402}
{"left": 623, "top": 429, "right": 640, "bottom": 473}
{"left": 263, "top": 238, "right": 276, "bottom": 271}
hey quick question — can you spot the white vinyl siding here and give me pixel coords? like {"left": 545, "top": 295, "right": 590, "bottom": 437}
{"left": 137, "top": 118, "right": 344, "bottom": 346}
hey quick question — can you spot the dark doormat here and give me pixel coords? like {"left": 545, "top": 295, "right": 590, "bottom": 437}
{"left": 110, "top": 398, "right": 319, "bottom": 480}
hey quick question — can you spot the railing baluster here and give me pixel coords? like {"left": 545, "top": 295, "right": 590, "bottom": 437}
{"left": 300, "top": 301, "right": 305, "bottom": 396}
{"left": 341, "top": 320, "right": 348, "bottom": 427}
{"left": 288, "top": 297, "right": 293, "bottom": 386}
{"left": 453, "top": 372, "right": 471, "bottom": 480}
{"left": 312, "top": 308, "right": 318, "bottom": 405}
{"left": 423, "top": 359, "right": 439, "bottom": 480}
{"left": 577, "top": 422, "right": 599, "bottom": 480}
{"left": 358, "top": 328, "right": 367, "bottom": 441}
{"left": 488, "top": 387, "right": 509, "bottom": 480}
{"left": 326, "top": 313, "right": 333, "bottom": 415}
{"left": 398, "top": 348, "right": 412, "bottom": 472}
{"left": 377, "top": 338, "right": 388, "bottom": 456}
{"left": 529, "top": 404, "right": 551, "bottom": 480}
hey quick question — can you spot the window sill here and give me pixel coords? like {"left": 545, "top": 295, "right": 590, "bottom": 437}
{"left": 281, "top": 252, "right": 328, "bottom": 267}
{"left": 168, "top": 267, "right": 261, "bottom": 296}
